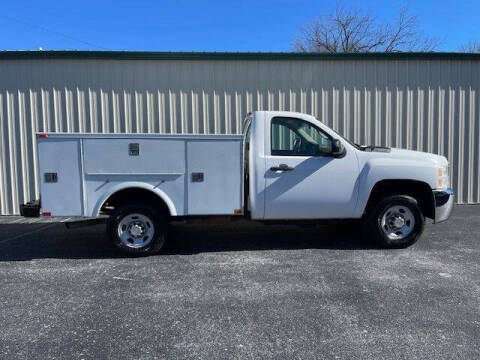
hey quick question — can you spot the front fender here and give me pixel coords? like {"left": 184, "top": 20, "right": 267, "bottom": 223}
{"left": 353, "top": 158, "right": 437, "bottom": 218}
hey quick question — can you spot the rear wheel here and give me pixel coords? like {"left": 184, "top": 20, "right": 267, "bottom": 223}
{"left": 364, "top": 195, "right": 425, "bottom": 248}
{"left": 107, "top": 203, "right": 167, "bottom": 255}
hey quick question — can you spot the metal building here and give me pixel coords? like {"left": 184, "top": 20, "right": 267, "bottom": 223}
{"left": 0, "top": 51, "right": 479, "bottom": 214}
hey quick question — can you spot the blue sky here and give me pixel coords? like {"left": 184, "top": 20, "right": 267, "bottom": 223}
{"left": 0, "top": 0, "right": 478, "bottom": 52}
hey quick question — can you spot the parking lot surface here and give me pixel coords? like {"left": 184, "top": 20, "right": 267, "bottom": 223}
{"left": 0, "top": 205, "right": 479, "bottom": 359}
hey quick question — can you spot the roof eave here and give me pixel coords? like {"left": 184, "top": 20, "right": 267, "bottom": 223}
{"left": 1, "top": 50, "right": 480, "bottom": 61}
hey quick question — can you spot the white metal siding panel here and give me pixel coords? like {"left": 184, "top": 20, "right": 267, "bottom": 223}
{"left": 0, "top": 58, "right": 479, "bottom": 214}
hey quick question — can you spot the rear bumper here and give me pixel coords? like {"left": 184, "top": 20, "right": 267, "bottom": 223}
{"left": 433, "top": 188, "right": 454, "bottom": 223}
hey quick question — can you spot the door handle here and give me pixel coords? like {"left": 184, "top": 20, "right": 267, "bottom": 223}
{"left": 270, "top": 164, "right": 294, "bottom": 172}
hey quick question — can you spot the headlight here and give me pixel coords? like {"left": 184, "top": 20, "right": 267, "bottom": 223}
{"left": 437, "top": 164, "right": 449, "bottom": 189}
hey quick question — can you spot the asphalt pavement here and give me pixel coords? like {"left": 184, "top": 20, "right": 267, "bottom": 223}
{"left": 0, "top": 205, "right": 479, "bottom": 359}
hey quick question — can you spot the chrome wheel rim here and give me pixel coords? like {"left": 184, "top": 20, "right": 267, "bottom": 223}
{"left": 117, "top": 213, "right": 154, "bottom": 249}
{"left": 380, "top": 205, "right": 415, "bottom": 240}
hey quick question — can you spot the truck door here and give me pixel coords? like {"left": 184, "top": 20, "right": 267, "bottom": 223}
{"left": 264, "top": 116, "right": 359, "bottom": 219}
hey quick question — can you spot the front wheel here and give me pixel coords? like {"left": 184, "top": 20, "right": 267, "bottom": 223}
{"left": 364, "top": 195, "right": 425, "bottom": 248}
{"left": 107, "top": 203, "right": 167, "bottom": 255}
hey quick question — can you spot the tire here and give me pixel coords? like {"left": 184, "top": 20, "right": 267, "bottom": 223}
{"left": 364, "top": 195, "right": 425, "bottom": 249}
{"left": 107, "top": 203, "right": 167, "bottom": 255}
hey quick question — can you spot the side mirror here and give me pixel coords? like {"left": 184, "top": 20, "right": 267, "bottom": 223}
{"left": 331, "top": 139, "right": 346, "bottom": 158}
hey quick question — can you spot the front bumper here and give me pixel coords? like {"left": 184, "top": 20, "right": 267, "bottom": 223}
{"left": 433, "top": 188, "right": 454, "bottom": 223}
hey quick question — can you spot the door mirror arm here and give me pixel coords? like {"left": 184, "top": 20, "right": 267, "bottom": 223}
{"left": 331, "top": 139, "right": 346, "bottom": 158}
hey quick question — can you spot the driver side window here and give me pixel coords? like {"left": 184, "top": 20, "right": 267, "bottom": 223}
{"left": 271, "top": 117, "right": 332, "bottom": 156}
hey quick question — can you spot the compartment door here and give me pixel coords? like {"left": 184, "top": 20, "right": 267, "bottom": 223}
{"left": 187, "top": 140, "right": 242, "bottom": 215}
{"left": 37, "top": 139, "right": 83, "bottom": 216}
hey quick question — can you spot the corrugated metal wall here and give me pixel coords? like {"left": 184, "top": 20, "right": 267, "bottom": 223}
{"left": 0, "top": 57, "right": 479, "bottom": 214}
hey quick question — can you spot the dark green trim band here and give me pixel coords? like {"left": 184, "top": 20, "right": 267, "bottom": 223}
{"left": 1, "top": 50, "right": 480, "bottom": 61}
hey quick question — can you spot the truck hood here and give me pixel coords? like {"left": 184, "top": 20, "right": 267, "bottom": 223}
{"left": 358, "top": 145, "right": 447, "bottom": 166}
{"left": 364, "top": 148, "right": 448, "bottom": 166}
{"left": 389, "top": 148, "right": 447, "bottom": 165}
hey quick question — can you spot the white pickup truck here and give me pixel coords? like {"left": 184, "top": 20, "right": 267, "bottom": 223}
{"left": 22, "top": 111, "right": 454, "bottom": 255}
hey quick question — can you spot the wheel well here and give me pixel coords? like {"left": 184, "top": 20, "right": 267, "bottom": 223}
{"left": 364, "top": 180, "right": 435, "bottom": 219}
{"left": 100, "top": 188, "right": 171, "bottom": 217}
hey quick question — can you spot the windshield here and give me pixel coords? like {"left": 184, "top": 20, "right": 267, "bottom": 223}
{"left": 322, "top": 121, "right": 361, "bottom": 150}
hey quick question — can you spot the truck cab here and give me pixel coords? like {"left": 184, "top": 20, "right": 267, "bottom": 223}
{"left": 246, "top": 111, "right": 360, "bottom": 220}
